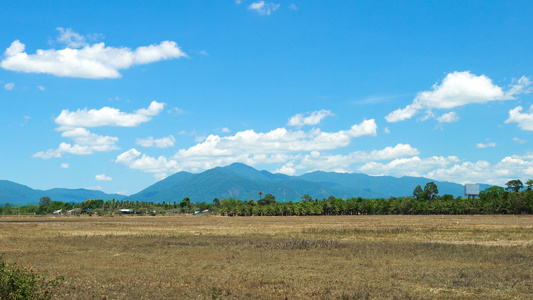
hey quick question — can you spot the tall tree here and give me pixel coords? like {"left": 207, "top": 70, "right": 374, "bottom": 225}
{"left": 423, "top": 182, "right": 439, "bottom": 200}
{"left": 39, "top": 196, "right": 51, "bottom": 207}
{"left": 258, "top": 193, "right": 276, "bottom": 205}
{"left": 413, "top": 185, "right": 423, "bottom": 200}
{"left": 301, "top": 194, "right": 313, "bottom": 202}
{"left": 526, "top": 179, "right": 533, "bottom": 191}
{"left": 505, "top": 179, "right": 523, "bottom": 192}
{"left": 180, "top": 197, "right": 191, "bottom": 208}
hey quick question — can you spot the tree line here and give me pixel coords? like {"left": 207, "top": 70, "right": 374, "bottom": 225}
{"left": 1, "top": 180, "right": 533, "bottom": 216}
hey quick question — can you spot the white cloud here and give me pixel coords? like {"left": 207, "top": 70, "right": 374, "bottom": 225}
{"left": 385, "top": 103, "right": 421, "bottom": 122}
{"left": 61, "top": 127, "right": 118, "bottom": 146}
{"left": 426, "top": 154, "right": 533, "bottom": 186}
{"left": 1, "top": 34, "right": 186, "bottom": 79}
{"left": 359, "top": 156, "right": 461, "bottom": 177}
{"left": 386, "top": 72, "right": 531, "bottom": 122}
{"left": 176, "top": 119, "right": 377, "bottom": 158}
{"left": 476, "top": 141, "right": 496, "bottom": 148}
{"left": 154, "top": 173, "right": 168, "bottom": 182}
{"left": 116, "top": 120, "right": 378, "bottom": 178}
{"left": 353, "top": 152, "right": 533, "bottom": 187}
{"left": 37, "top": 85, "right": 45, "bottom": 91}
{"left": 289, "top": 4, "right": 298, "bottom": 10}
{"left": 248, "top": 1, "right": 280, "bottom": 15}
{"left": 4, "top": 82, "right": 14, "bottom": 90}
{"left": 296, "top": 144, "right": 420, "bottom": 171}
{"left": 56, "top": 27, "right": 89, "bottom": 48}
{"left": 275, "top": 163, "right": 296, "bottom": 176}
{"left": 33, "top": 142, "right": 119, "bottom": 159}
{"left": 116, "top": 148, "right": 179, "bottom": 173}
{"left": 136, "top": 135, "right": 175, "bottom": 148}
{"left": 287, "top": 110, "right": 334, "bottom": 128}
{"left": 221, "top": 127, "right": 230, "bottom": 133}
{"left": 436, "top": 112, "right": 459, "bottom": 123}
{"left": 55, "top": 101, "right": 165, "bottom": 128}
{"left": 60, "top": 163, "right": 69, "bottom": 169}
{"left": 34, "top": 127, "right": 121, "bottom": 158}
{"left": 95, "top": 174, "right": 112, "bottom": 181}
{"left": 505, "top": 105, "right": 533, "bottom": 130}
{"left": 167, "top": 107, "right": 186, "bottom": 114}
{"left": 35, "top": 101, "right": 165, "bottom": 159}
{"left": 513, "top": 137, "right": 527, "bottom": 144}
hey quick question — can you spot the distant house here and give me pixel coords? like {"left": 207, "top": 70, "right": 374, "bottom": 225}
{"left": 118, "top": 209, "right": 135, "bottom": 214}
{"left": 53, "top": 209, "right": 62, "bottom": 215}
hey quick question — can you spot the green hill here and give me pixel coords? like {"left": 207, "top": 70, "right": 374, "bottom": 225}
{"left": 125, "top": 163, "right": 490, "bottom": 203}
{"left": 0, "top": 180, "right": 126, "bottom": 206}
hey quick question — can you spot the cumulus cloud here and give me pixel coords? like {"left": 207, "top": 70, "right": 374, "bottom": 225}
{"left": 60, "top": 163, "right": 69, "bottom": 169}
{"left": 55, "top": 101, "right": 165, "bottom": 128}
{"left": 56, "top": 27, "right": 90, "bottom": 48}
{"left": 4, "top": 82, "right": 14, "bottom": 90}
{"left": 359, "top": 156, "right": 461, "bottom": 178}
{"left": 95, "top": 174, "right": 112, "bottom": 181}
{"left": 176, "top": 119, "right": 377, "bottom": 158}
{"left": 385, "top": 72, "right": 531, "bottom": 122}
{"left": 61, "top": 127, "right": 118, "bottom": 146}
{"left": 274, "top": 163, "right": 296, "bottom": 176}
{"left": 1, "top": 31, "right": 186, "bottom": 79}
{"left": 436, "top": 112, "right": 459, "bottom": 123}
{"left": 33, "top": 141, "right": 119, "bottom": 159}
{"left": 426, "top": 154, "right": 533, "bottom": 186}
{"left": 505, "top": 105, "right": 533, "bottom": 130}
{"left": 116, "top": 148, "right": 179, "bottom": 174}
{"left": 295, "top": 144, "right": 420, "bottom": 171}
{"left": 34, "top": 101, "right": 163, "bottom": 159}
{"left": 116, "top": 119, "right": 378, "bottom": 178}
{"left": 287, "top": 110, "right": 334, "bottom": 128}
{"left": 476, "top": 141, "right": 496, "bottom": 149}
{"left": 353, "top": 151, "right": 533, "bottom": 187}
{"left": 248, "top": 1, "right": 280, "bottom": 15}
{"left": 136, "top": 135, "right": 175, "bottom": 148}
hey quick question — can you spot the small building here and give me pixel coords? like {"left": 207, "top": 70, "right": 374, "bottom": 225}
{"left": 118, "top": 209, "right": 135, "bottom": 214}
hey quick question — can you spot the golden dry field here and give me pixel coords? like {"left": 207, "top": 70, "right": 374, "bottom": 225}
{"left": 1, "top": 214, "right": 532, "bottom": 299}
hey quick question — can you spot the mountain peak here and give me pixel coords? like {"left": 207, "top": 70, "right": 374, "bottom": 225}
{"left": 224, "top": 162, "right": 257, "bottom": 171}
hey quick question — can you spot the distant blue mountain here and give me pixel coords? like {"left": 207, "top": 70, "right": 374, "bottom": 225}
{"left": 0, "top": 180, "right": 126, "bottom": 206}
{"left": 0, "top": 163, "right": 493, "bottom": 205}
{"left": 125, "top": 163, "right": 493, "bottom": 203}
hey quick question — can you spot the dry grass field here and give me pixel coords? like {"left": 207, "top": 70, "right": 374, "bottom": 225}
{"left": 1, "top": 214, "right": 532, "bottom": 299}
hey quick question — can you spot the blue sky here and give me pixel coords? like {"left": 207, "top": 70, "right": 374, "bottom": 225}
{"left": 1, "top": 1, "right": 532, "bottom": 196}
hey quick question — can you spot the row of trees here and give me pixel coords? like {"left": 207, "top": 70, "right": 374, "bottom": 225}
{"left": 216, "top": 190, "right": 533, "bottom": 216}
{"left": 0, "top": 197, "right": 208, "bottom": 216}
{"left": 2, "top": 181, "right": 533, "bottom": 216}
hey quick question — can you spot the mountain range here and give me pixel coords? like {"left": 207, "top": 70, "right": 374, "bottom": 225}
{"left": 0, "top": 180, "right": 126, "bottom": 206}
{"left": 1, "top": 163, "right": 491, "bottom": 206}
{"left": 124, "top": 163, "right": 491, "bottom": 203}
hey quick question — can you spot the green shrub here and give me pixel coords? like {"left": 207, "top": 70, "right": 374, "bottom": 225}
{"left": 0, "top": 255, "right": 64, "bottom": 300}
